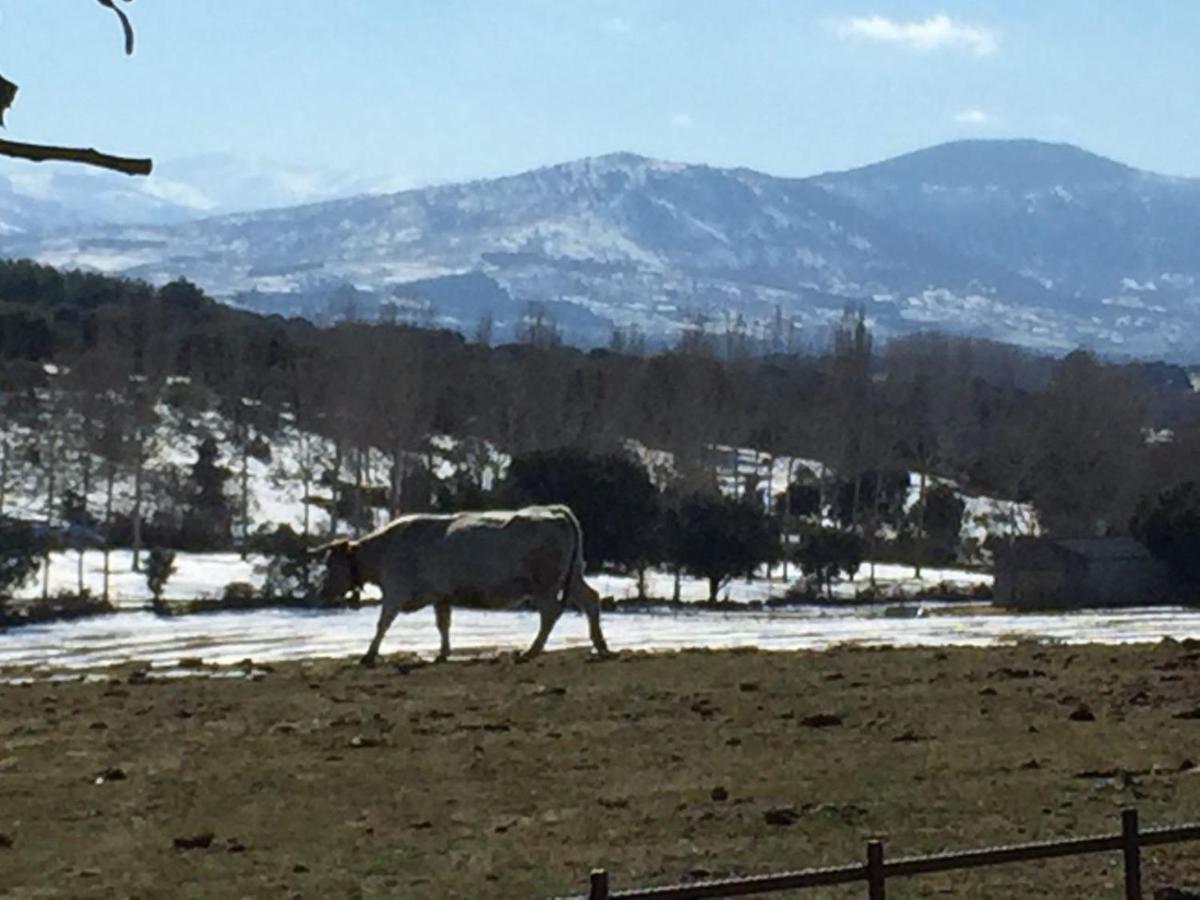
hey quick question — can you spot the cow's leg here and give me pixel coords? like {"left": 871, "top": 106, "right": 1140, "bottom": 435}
{"left": 518, "top": 596, "right": 561, "bottom": 662}
{"left": 361, "top": 601, "right": 400, "bottom": 666}
{"left": 582, "top": 595, "right": 611, "bottom": 657}
{"left": 573, "top": 578, "right": 611, "bottom": 657}
{"left": 434, "top": 602, "right": 452, "bottom": 662}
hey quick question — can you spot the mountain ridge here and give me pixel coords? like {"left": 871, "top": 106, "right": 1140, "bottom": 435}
{"left": 2, "top": 139, "right": 1199, "bottom": 360}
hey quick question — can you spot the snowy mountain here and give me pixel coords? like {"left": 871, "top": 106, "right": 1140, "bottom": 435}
{"left": 3, "top": 140, "right": 1200, "bottom": 357}
{"left": 0, "top": 155, "right": 399, "bottom": 230}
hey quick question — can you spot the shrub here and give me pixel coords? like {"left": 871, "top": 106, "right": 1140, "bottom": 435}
{"left": 664, "top": 491, "right": 779, "bottom": 602}
{"left": 793, "top": 526, "right": 864, "bottom": 600}
{"left": 145, "top": 548, "right": 177, "bottom": 603}
{"left": 244, "top": 524, "right": 307, "bottom": 557}
{"left": 221, "top": 581, "right": 258, "bottom": 607}
{"left": 1132, "top": 481, "right": 1200, "bottom": 585}
{"left": 0, "top": 518, "right": 43, "bottom": 612}
{"left": 259, "top": 550, "right": 325, "bottom": 605}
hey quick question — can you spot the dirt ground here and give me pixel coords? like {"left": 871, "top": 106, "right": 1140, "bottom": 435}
{"left": 3, "top": 641, "right": 1200, "bottom": 899}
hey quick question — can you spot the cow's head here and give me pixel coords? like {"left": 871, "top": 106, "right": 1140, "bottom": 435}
{"left": 312, "top": 539, "right": 360, "bottom": 603}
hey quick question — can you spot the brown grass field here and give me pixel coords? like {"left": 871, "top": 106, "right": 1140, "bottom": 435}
{"left": 3, "top": 641, "right": 1200, "bottom": 898}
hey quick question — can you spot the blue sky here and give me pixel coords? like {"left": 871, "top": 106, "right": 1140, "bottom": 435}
{"left": 1, "top": 1, "right": 1196, "bottom": 188}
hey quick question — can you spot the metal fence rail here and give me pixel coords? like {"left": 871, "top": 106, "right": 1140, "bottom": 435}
{"left": 564, "top": 808, "right": 1200, "bottom": 900}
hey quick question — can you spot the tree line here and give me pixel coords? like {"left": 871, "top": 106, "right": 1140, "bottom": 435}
{"left": 3, "top": 258, "right": 1200, "bottom": 606}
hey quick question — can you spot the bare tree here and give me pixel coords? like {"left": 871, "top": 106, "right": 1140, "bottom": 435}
{"left": 0, "top": 1, "right": 152, "bottom": 175}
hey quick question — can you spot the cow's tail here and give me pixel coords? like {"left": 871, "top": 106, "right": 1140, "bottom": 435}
{"left": 556, "top": 505, "right": 586, "bottom": 609}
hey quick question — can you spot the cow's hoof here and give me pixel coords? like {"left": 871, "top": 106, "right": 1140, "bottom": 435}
{"left": 514, "top": 652, "right": 537, "bottom": 665}
{"left": 434, "top": 654, "right": 449, "bottom": 665}
{"left": 589, "top": 648, "right": 616, "bottom": 662}
{"left": 359, "top": 654, "right": 378, "bottom": 668}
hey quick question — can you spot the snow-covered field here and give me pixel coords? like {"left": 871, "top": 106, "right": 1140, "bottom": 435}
{"left": 10, "top": 550, "right": 262, "bottom": 608}
{"left": 6, "top": 547, "right": 1194, "bottom": 678}
{"left": 4, "top": 603, "right": 1200, "bottom": 676}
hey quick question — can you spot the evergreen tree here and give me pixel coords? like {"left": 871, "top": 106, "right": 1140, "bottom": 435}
{"left": 505, "top": 446, "right": 660, "bottom": 573}
{"left": 182, "top": 435, "right": 232, "bottom": 551}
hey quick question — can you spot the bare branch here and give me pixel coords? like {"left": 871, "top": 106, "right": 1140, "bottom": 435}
{"left": 0, "top": 3, "right": 151, "bottom": 175}
{"left": 0, "top": 138, "right": 152, "bottom": 176}
{"left": 97, "top": 0, "right": 136, "bottom": 55}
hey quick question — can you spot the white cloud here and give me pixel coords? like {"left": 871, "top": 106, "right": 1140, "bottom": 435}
{"left": 669, "top": 112, "right": 695, "bottom": 130}
{"left": 955, "top": 108, "right": 992, "bottom": 124}
{"left": 837, "top": 14, "right": 998, "bottom": 56}
{"left": 601, "top": 16, "right": 632, "bottom": 35}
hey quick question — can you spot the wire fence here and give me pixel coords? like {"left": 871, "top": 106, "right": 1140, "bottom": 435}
{"left": 563, "top": 808, "right": 1200, "bottom": 900}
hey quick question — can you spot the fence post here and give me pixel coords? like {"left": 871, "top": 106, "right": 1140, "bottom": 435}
{"left": 1122, "top": 808, "right": 1142, "bottom": 900}
{"left": 866, "top": 840, "right": 886, "bottom": 900}
{"left": 588, "top": 869, "right": 610, "bottom": 900}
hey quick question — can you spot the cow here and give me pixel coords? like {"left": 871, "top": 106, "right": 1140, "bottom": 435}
{"left": 313, "top": 505, "right": 611, "bottom": 665}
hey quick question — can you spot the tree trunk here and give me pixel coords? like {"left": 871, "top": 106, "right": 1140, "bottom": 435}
{"left": 0, "top": 437, "right": 7, "bottom": 517}
{"left": 300, "top": 442, "right": 311, "bottom": 538}
{"left": 329, "top": 442, "right": 343, "bottom": 538}
{"left": 868, "top": 470, "right": 882, "bottom": 588}
{"left": 915, "top": 468, "right": 928, "bottom": 579}
{"left": 353, "top": 447, "right": 365, "bottom": 536}
{"left": 132, "top": 431, "right": 144, "bottom": 572}
{"left": 851, "top": 472, "right": 863, "bottom": 533}
{"left": 298, "top": 433, "right": 313, "bottom": 539}
{"left": 103, "top": 460, "right": 114, "bottom": 604}
{"left": 781, "top": 458, "right": 795, "bottom": 581}
{"left": 79, "top": 452, "right": 92, "bottom": 595}
{"left": 240, "top": 431, "right": 250, "bottom": 560}
{"left": 43, "top": 433, "right": 57, "bottom": 602}
{"left": 390, "top": 446, "right": 404, "bottom": 518}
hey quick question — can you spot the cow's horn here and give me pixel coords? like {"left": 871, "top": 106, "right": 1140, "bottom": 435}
{"left": 307, "top": 539, "right": 347, "bottom": 556}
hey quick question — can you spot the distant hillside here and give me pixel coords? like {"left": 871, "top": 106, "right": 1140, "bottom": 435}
{"left": 3, "top": 140, "right": 1200, "bottom": 358}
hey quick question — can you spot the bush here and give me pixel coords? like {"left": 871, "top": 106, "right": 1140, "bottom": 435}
{"left": 3, "top": 588, "right": 112, "bottom": 627}
{"left": 0, "top": 517, "right": 43, "bottom": 610}
{"left": 1132, "top": 481, "right": 1200, "bottom": 585}
{"left": 793, "top": 526, "right": 864, "bottom": 600}
{"left": 913, "top": 484, "right": 966, "bottom": 563}
{"left": 665, "top": 491, "right": 778, "bottom": 602}
{"left": 259, "top": 550, "right": 325, "bottom": 605}
{"left": 145, "top": 548, "right": 177, "bottom": 603}
{"left": 768, "top": 578, "right": 821, "bottom": 606}
{"left": 221, "top": 581, "right": 258, "bottom": 606}
{"left": 243, "top": 524, "right": 307, "bottom": 557}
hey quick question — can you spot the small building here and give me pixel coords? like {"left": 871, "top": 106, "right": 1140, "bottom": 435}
{"left": 993, "top": 537, "right": 1174, "bottom": 610}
